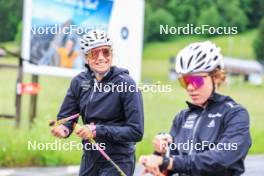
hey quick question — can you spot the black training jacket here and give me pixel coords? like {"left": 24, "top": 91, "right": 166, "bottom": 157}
{"left": 57, "top": 65, "right": 144, "bottom": 162}
{"left": 169, "top": 93, "right": 251, "bottom": 176}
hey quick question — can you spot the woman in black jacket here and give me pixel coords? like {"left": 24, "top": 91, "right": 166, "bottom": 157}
{"left": 51, "top": 29, "right": 144, "bottom": 176}
{"left": 139, "top": 41, "right": 251, "bottom": 176}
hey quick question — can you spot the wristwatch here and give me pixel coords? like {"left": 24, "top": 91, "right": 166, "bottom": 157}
{"left": 159, "top": 155, "right": 170, "bottom": 172}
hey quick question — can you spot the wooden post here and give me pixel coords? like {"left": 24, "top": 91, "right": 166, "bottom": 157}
{"left": 15, "top": 56, "right": 23, "bottom": 127}
{"left": 29, "top": 74, "right": 39, "bottom": 126}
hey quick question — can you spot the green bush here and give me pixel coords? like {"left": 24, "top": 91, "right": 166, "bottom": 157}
{"left": 0, "top": 0, "right": 23, "bottom": 42}
{"left": 15, "top": 21, "right": 23, "bottom": 45}
{"left": 253, "top": 17, "right": 264, "bottom": 61}
{"left": 216, "top": 0, "right": 248, "bottom": 32}
{"left": 144, "top": 0, "right": 259, "bottom": 42}
{"left": 144, "top": 3, "right": 152, "bottom": 43}
{"left": 147, "top": 8, "right": 175, "bottom": 41}
{"left": 197, "top": 5, "right": 222, "bottom": 33}
{"left": 166, "top": 0, "right": 197, "bottom": 26}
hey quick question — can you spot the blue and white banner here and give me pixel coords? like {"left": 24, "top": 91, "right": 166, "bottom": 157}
{"left": 22, "top": 0, "right": 144, "bottom": 81}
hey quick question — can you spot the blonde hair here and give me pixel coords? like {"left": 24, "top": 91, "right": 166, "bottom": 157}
{"left": 210, "top": 68, "right": 226, "bottom": 88}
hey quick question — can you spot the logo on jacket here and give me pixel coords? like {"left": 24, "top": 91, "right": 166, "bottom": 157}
{"left": 81, "top": 81, "right": 92, "bottom": 90}
{"left": 208, "top": 113, "right": 222, "bottom": 118}
{"left": 207, "top": 119, "right": 215, "bottom": 128}
{"left": 183, "top": 114, "right": 197, "bottom": 129}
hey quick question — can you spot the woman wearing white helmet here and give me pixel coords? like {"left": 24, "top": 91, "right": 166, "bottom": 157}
{"left": 139, "top": 41, "right": 251, "bottom": 176}
{"left": 51, "top": 29, "right": 144, "bottom": 176}
{"left": 79, "top": 28, "right": 113, "bottom": 76}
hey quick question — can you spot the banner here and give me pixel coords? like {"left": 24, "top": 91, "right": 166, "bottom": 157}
{"left": 21, "top": 0, "right": 145, "bottom": 81}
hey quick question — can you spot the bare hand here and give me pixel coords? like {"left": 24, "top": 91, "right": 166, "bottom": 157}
{"left": 139, "top": 155, "right": 164, "bottom": 176}
{"left": 153, "top": 133, "right": 173, "bottom": 154}
{"left": 75, "top": 125, "right": 93, "bottom": 139}
{"left": 51, "top": 125, "right": 69, "bottom": 138}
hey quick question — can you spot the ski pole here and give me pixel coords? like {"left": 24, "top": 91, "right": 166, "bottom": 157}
{"left": 49, "top": 113, "right": 79, "bottom": 127}
{"left": 73, "top": 123, "right": 127, "bottom": 176}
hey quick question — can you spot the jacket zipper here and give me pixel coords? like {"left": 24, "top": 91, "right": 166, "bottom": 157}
{"left": 89, "top": 79, "right": 97, "bottom": 102}
{"left": 189, "top": 109, "right": 206, "bottom": 155}
{"left": 84, "top": 79, "right": 96, "bottom": 123}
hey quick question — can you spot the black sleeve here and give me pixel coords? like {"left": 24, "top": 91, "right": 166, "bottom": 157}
{"left": 96, "top": 77, "right": 144, "bottom": 142}
{"left": 57, "top": 77, "right": 80, "bottom": 137}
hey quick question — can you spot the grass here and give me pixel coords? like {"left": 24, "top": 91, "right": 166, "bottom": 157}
{"left": 0, "top": 66, "right": 82, "bottom": 166}
{"left": 0, "top": 30, "right": 263, "bottom": 166}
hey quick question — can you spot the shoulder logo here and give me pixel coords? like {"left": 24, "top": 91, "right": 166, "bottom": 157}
{"left": 225, "top": 102, "right": 234, "bottom": 108}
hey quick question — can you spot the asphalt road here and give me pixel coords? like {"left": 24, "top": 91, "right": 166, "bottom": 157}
{"left": 0, "top": 155, "right": 263, "bottom": 176}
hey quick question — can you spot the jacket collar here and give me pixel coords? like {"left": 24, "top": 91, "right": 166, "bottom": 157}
{"left": 186, "top": 92, "right": 225, "bottom": 111}
{"left": 85, "top": 64, "right": 113, "bottom": 82}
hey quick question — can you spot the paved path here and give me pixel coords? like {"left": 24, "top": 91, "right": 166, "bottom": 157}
{"left": 0, "top": 155, "right": 263, "bottom": 176}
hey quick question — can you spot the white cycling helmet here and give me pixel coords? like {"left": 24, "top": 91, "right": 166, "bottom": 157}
{"left": 79, "top": 29, "right": 112, "bottom": 54}
{"left": 175, "top": 41, "right": 224, "bottom": 75}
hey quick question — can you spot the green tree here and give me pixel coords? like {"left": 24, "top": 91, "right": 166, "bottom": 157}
{"left": 15, "top": 21, "right": 23, "bottom": 44}
{"left": 147, "top": 0, "right": 167, "bottom": 10}
{"left": 216, "top": 0, "right": 248, "bottom": 31}
{"left": 147, "top": 8, "right": 175, "bottom": 41}
{"left": 144, "top": 0, "right": 261, "bottom": 42}
{"left": 144, "top": 2, "right": 152, "bottom": 42}
{"left": 253, "top": 17, "right": 264, "bottom": 61}
{"left": 246, "top": 0, "right": 264, "bottom": 28}
{"left": 197, "top": 5, "right": 222, "bottom": 29}
{"left": 0, "top": 0, "right": 23, "bottom": 42}
{"left": 167, "top": 0, "right": 197, "bottom": 26}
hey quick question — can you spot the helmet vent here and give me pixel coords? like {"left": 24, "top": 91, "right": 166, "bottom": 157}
{"left": 194, "top": 46, "right": 200, "bottom": 50}
{"left": 194, "top": 61, "right": 205, "bottom": 70}
{"left": 205, "top": 65, "right": 211, "bottom": 70}
{"left": 197, "top": 54, "right": 206, "bottom": 63}
{"left": 206, "top": 58, "right": 212, "bottom": 65}
{"left": 213, "top": 56, "right": 218, "bottom": 61}
{"left": 187, "top": 55, "right": 193, "bottom": 68}
{"left": 195, "top": 51, "right": 202, "bottom": 59}
{"left": 180, "top": 57, "right": 184, "bottom": 69}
